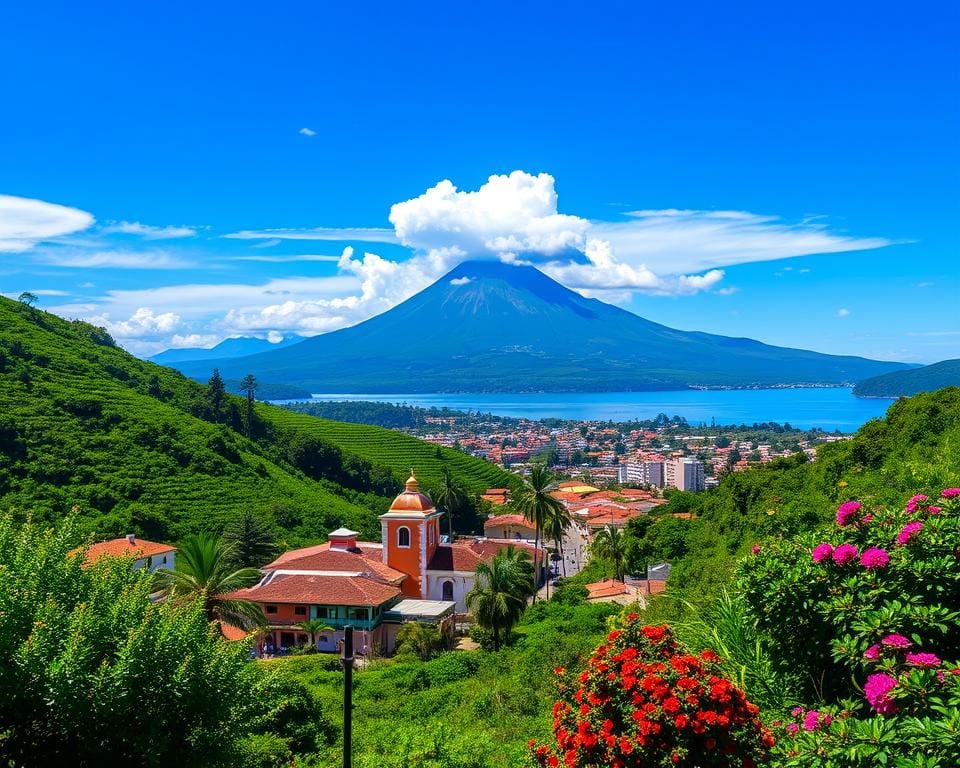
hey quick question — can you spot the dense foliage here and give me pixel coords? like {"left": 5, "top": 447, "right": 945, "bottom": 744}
{"left": 0, "top": 514, "right": 334, "bottom": 766}
{"left": 738, "top": 489, "right": 960, "bottom": 766}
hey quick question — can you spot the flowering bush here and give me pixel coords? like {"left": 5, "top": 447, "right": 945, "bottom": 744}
{"left": 740, "top": 488, "right": 960, "bottom": 766}
{"left": 525, "top": 615, "right": 773, "bottom": 768}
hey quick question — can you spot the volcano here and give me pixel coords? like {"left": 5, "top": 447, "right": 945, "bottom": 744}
{"left": 168, "top": 260, "right": 909, "bottom": 392}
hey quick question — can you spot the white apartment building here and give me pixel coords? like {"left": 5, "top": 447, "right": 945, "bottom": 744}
{"left": 618, "top": 461, "right": 666, "bottom": 488}
{"left": 665, "top": 457, "right": 706, "bottom": 492}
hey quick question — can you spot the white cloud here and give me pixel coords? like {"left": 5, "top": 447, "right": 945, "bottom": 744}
{"left": 836, "top": 308, "right": 851, "bottom": 317}
{"left": 79, "top": 281, "right": 95, "bottom": 288}
{"left": 0, "top": 194, "right": 94, "bottom": 251}
{"left": 299, "top": 127, "right": 316, "bottom": 137}
{"left": 449, "top": 276, "right": 472, "bottom": 286}
{"left": 30, "top": 247, "right": 194, "bottom": 269}
{"left": 223, "top": 227, "right": 398, "bottom": 244}
{"left": 87, "top": 307, "right": 183, "bottom": 341}
{"left": 232, "top": 253, "right": 342, "bottom": 263}
{"left": 715, "top": 286, "right": 740, "bottom": 296}
{"left": 100, "top": 221, "right": 198, "bottom": 239}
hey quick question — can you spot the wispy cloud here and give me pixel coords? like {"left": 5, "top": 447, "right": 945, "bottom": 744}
{"left": 299, "top": 127, "right": 316, "bottom": 137}
{"left": 0, "top": 194, "right": 94, "bottom": 252}
{"left": 30, "top": 246, "right": 194, "bottom": 269}
{"left": 231, "top": 253, "right": 342, "bottom": 263}
{"left": 224, "top": 227, "right": 398, "bottom": 244}
{"left": 100, "top": 221, "right": 198, "bottom": 239}
{"left": 836, "top": 308, "right": 851, "bottom": 317}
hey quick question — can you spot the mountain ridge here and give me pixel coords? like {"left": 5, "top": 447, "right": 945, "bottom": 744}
{"left": 170, "top": 260, "right": 910, "bottom": 393}
{"left": 853, "top": 358, "right": 960, "bottom": 398}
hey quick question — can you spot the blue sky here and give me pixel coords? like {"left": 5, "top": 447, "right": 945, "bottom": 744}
{"left": 0, "top": 1, "right": 957, "bottom": 361}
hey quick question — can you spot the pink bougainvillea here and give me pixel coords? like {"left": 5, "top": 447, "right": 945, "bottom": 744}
{"left": 864, "top": 673, "right": 898, "bottom": 715}
{"left": 864, "top": 644, "right": 881, "bottom": 660}
{"left": 836, "top": 501, "right": 862, "bottom": 526}
{"left": 811, "top": 543, "right": 834, "bottom": 563}
{"left": 897, "top": 521, "right": 923, "bottom": 545}
{"left": 860, "top": 548, "right": 890, "bottom": 570}
{"left": 942, "top": 487, "right": 960, "bottom": 498}
{"left": 832, "top": 543, "right": 858, "bottom": 565}
{"left": 881, "top": 634, "right": 912, "bottom": 649}
{"left": 905, "top": 652, "right": 941, "bottom": 668}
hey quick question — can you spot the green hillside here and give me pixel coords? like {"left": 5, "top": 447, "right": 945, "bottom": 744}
{"left": 264, "top": 407, "right": 517, "bottom": 494}
{"left": 0, "top": 297, "right": 512, "bottom": 544}
{"left": 853, "top": 358, "right": 960, "bottom": 397}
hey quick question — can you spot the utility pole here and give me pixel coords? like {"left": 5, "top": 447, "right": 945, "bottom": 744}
{"left": 342, "top": 625, "right": 354, "bottom": 768}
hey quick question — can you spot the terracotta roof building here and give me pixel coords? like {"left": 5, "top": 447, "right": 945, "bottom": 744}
{"left": 76, "top": 534, "right": 176, "bottom": 573}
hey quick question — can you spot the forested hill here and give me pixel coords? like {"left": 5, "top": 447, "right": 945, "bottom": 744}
{"left": 0, "top": 297, "right": 513, "bottom": 545}
{"left": 853, "top": 358, "right": 960, "bottom": 397}
{"left": 641, "top": 386, "right": 960, "bottom": 593}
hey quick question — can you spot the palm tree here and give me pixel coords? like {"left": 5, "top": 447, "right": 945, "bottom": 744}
{"left": 433, "top": 466, "right": 465, "bottom": 541}
{"left": 155, "top": 534, "right": 264, "bottom": 630}
{"left": 591, "top": 525, "right": 628, "bottom": 582}
{"left": 465, "top": 546, "right": 534, "bottom": 650}
{"left": 300, "top": 617, "right": 333, "bottom": 651}
{"left": 542, "top": 502, "right": 573, "bottom": 580}
{"left": 513, "top": 463, "right": 564, "bottom": 601}
{"left": 222, "top": 509, "right": 278, "bottom": 568}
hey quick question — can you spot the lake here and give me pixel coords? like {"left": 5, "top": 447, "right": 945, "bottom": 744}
{"left": 290, "top": 388, "right": 896, "bottom": 432}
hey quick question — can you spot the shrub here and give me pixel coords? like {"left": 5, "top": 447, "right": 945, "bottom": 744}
{"left": 525, "top": 615, "right": 773, "bottom": 767}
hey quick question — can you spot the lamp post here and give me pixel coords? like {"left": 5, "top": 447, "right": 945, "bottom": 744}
{"left": 342, "top": 625, "right": 354, "bottom": 768}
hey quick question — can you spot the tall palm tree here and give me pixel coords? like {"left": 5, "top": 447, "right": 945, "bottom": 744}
{"left": 433, "top": 466, "right": 465, "bottom": 541}
{"left": 591, "top": 525, "right": 628, "bottom": 582}
{"left": 300, "top": 617, "right": 333, "bottom": 650}
{"left": 542, "top": 502, "right": 573, "bottom": 580}
{"left": 155, "top": 534, "right": 264, "bottom": 630}
{"left": 513, "top": 463, "right": 564, "bottom": 601}
{"left": 465, "top": 546, "right": 534, "bottom": 650}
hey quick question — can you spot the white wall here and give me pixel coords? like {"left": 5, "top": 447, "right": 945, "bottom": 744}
{"left": 425, "top": 572, "right": 474, "bottom": 612}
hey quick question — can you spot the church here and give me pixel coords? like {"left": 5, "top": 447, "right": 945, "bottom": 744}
{"left": 233, "top": 471, "right": 541, "bottom": 654}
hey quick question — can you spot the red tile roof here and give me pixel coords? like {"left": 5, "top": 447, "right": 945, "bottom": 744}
{"left": 586, "top": 579, "right": 628, "bottom": 599}
{"left": 220, "top": 623, "right": 249, "bottom": 642}
{"left": 483, "top": 514, "right": 533, "bottom": 529}
{"left": 78, "top": 537, "right": 175, "bottom": 565}
{"left": 427, "top": 539, "right": 540, "bottom": 572}
{"left": 230, "top": 573, "right": 401, "bottom": 607}
{"left": 263, "top": 542, "right": 406, "bottom": 584}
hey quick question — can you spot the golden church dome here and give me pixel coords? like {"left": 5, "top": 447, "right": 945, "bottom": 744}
{"left": 387, "top": 470, "right": 435, "bottom": 514}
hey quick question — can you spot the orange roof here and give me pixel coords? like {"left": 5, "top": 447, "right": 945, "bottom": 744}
{"left": 635, "top": 579, "right": 668, "bottom": 595}
{"left": 263, "top": 542, "right": 406, "bottom": 584}
{"left": 220, "top": 623, "right": 249, "bottom": 642}
{"left": 230, "top": 573, "right": 401, "bottom": 607}
{"left": 483, "top": 514, "right": 533, "bottom": 529}
{"left": 78, "top": 537, "right": 175, "bottom": 565}
{"left": 586, "top": 579, "right": 628, "bottom": 599}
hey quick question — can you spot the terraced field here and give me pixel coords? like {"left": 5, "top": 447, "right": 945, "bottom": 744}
{"left": 263, "top": 406, "right": 517, "bottom": 494}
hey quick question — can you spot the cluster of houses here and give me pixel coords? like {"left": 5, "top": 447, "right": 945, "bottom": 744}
{"left": 81, "top": 472, "right": 545, "bottom": 656}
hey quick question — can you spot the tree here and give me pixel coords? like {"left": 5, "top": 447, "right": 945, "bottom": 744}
{"left": 542, "top": 500, "right": 573, "bottom": 581}
{"left": 465, "top": 546, "right": 534, "bottom": 650}
{"left": 0, "top": 513, "right": 331, "bottom": 766}
{"left": 206, "top": 368, "right": 226, "bottom": 420}
{"left": 514, "top": 464, "right": 564, "bottom": 601}
{"left": 17, "top": 291, "right": 38, "bottom": 308}
{"left": 154, "top": 534, "right": 264, "bottom": 631}
{"left": 239, "top": 373, "right": 258, "bottom": 437}
{"left": 433, "top": 466, "right": 465, "bottom": 541}
{"left": 592, "top": 525, "right": 628, "bottom": 581}
{"left": 394, "top": 621, "right": 448, "bottom": 660}
{"left": 222, "top": 509, "right": 278, "bottom": 568}
{"left": 299, "top": 618, "right": 333, "bottom": 651}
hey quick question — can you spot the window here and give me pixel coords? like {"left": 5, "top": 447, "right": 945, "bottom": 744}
{"left": 442, "top": 580, "right": 454, "bottom": 602}
{"left": 265, "top": 605, "right": 278, "bottom": 614}
{"left": 294, "top": 606, "right": 307, "bottom": 616}
{"left": 397, "top": 526, "right": 410, "bottom": 548}
{"left": 316, "top": 607, "right": 328, "bottom": 618}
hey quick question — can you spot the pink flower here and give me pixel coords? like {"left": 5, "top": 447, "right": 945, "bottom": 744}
{"left": 906, "top": 494, "right": 929, "bottom": 514}
{"left": 861, "top": 548, "right": 890, "bottom": 570}
{"left": 942, "top": 488, "right": 960, "bottom": 498}
{"left": 785, "top": 723, "right": 799, "bottom": 735}
{"left": 811, "top": 542, "right": 834, "bottom": 563}
{"left": 822, "top": 713, "right": 833, "bottom": 726}
{"left": 926, "top": 506, "right": 942, "bottom": 515}
{"left": 905, "top": 652, "right": 941, "bottom": 668}
{"left": 862, "top": 514, "right": 874, "bottom": 524}
{"left": 864, "top": 673, "right": 898, "bottom": 715}
{"left": 802, "top": 710, "right": 821, "bottom": 731}
{"left": 836, "top": 500, "right": 862, "bottom": 526}
{"left": 791, "top": 706, "right": 804, "bottom": 717}
{"left": 864, "top": 644, "right": 881, "bottom": 660}
{"left": 881, "top": 633, "right": 912, "bottom": 649}
{"left": 897, "top": 521, "right": 923, "bottom": 545}
{"left": 751, "top": 544, "right": 761, "bottom": 555}
{"left": 832, "top": 543, "right": 859, "bottom": 565}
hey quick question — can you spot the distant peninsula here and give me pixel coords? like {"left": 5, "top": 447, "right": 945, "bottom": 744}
{"left": 853, "top": 359, "right": 960, "bottom": 398}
